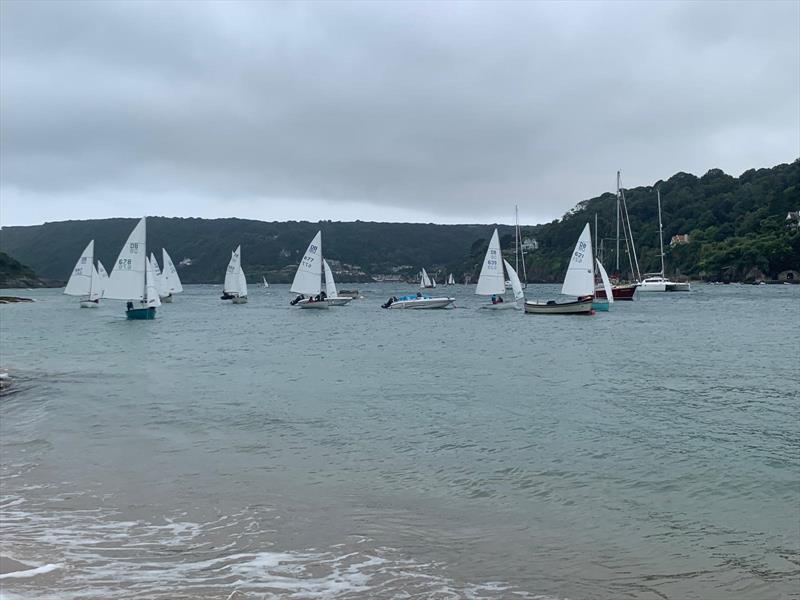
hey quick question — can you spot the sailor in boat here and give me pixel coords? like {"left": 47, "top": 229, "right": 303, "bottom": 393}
{"left": 127, "top": 301, "right": 134, "bottom": 311}
{"left": 381, "top": 296, "right": 398, "bottom": 309}
{"left": 491, "top": 294, "right": 504, "bottom": 305}
{"left": 221, "top": 291, "right": 235, "bottom": 300}
{"left": 416, "top": 291, "right": 423, "bottom": 298}
{"left": 290, "top": 294, "right": 305, "bottom": 305}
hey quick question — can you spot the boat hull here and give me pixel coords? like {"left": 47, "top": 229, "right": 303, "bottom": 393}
{"left": 80, "top": 299, "right": 100, "bottom": 308}
{"left": 592, "top": 300, "right": 610, "bottom": 311}
{"left": 162, "top": 294, "right": 173, "bottom": 303}
{"left": 480, "top": 301, "right": 519, "bottom": 310}
{"left": 337, "top": 290, "right": 359, "bottom": 299}
{"left": 126, "top": 307, "right": 156, "bottom": 320}
{"left": 595, "top": 284, "right": 637, "bottom": 300}
{"left": 231, "top": 296, "right": 248, "bottom": 304}
{"left": 525, "top": 298, "right": 593, "bottom": 315}
{"left": 326, "top": 297, "right": 352, "bottom": 306}
{"left": 297, "top": 298, "right": 329, "bottom": 309}
{"left": 389, "top": 297, "right": 454, "bottom": 309}
{"left": 667, "top": 282, "right": 691, "bottom": 292}
{"left": 638, "top": 282, "right": 667, "bottom": 292}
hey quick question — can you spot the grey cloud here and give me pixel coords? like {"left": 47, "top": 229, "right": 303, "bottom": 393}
{"left": 1, "top": 0, "right": 798, "bottom": 226}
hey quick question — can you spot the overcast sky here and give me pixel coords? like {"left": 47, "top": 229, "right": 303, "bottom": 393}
{"left": 1, "top": 0, "right": 798, "bottom": 227}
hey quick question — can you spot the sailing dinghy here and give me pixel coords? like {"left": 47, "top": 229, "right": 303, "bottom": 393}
{"left": 593, "top": 259, "right": 614, "bottom": 311}
{"left": 160, "top": 249, "right": 183, "bottom": 302}
{"left": 262, "top": 276, "right": 269, "bottom": 288}
{"left": 476, "top": 229, "right": 523, "bottom": 310}
{"left": 221, "top": 245, "right": 248, "bottom": 303}
{"left": 290, "top": 231, "right": 328, "bottom": 309}
{"left": 104, "top": 217, "right": 161, "bottom": 319}
{"left": 323, "top": 259, "right": 352, "bottom": 306}
{"left": 64, "top": 240, "right": 102, "bottom": 308}
{"left": 525, "top": 223, "right": 594, "bottom": 315}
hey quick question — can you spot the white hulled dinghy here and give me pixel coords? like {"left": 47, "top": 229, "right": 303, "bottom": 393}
{"left": 104, "top": 217, "right": 161, "bottom": 319}
{"left": 290, "top": 231, "right": 328, "bottom": 309}
{"left": 64, "top": 240, "right": 102, "bottom": 308}
{"left": 323, "top": 259, "right": 352, "bottom": 306}
{"left": 160, "top": 249, "right": 183, "bottom": 302}
{"left": 476, "top": 229, "right": 522, "bottom": 310}
{"left": 525, "top": 223, "right": 595, "bottom": 315}
{"left": 221, "top": 245, "right": 248, "bottom": 303}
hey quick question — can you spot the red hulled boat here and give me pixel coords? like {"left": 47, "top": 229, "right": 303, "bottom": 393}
{"left": 594, "top": 282, "right": 638, "bottom": 300}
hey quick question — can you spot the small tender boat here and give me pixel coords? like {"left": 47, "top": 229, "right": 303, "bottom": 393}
{"left": 476, "top": 228, "right": 524, "bottom": 310}
{"left": 221, "top": 245, "right": 248, "bottom": 303}
{"left": 64, "top": 240, "right": 102, "bottom": 308}
{"left": 104, "top": 217, "right": 161, "bottom": 319}
{"left": 525, "top": 223, "right": 595, "bottom": 315}
{"left": 290, "top": 231, "right": 329, "bottom": 310}
{"left": 382, "top": 294, "right": 454, "bottom": 309}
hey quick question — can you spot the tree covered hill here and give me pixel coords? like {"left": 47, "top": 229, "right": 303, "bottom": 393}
{"left": 1, "top": 159, "right": 797, "bottom": 285}
{"left": 0, "top": 251, "right": 49, "bottom": 288}
{"left": 0, "top": 219, "right": 517, "bottom": 284}
{"left": 511, "top": 159, "right": 800, "bottom": 282}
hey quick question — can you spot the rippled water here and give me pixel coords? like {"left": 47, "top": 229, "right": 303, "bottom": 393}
{"left": 1, "top": 283, "right": 798, "bottom": 599}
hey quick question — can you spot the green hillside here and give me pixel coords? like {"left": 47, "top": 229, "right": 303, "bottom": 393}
{"left": 0, "top": 251, "right": 49, "bottom": 288}
{"left": 0, "top": 220, "right": 517, "bottom": 284}
{"left": 512, "top": 159, "right": 800, "bottom": 282}
{"left": 2, "top": 159, "right": 797, "bottom": 284}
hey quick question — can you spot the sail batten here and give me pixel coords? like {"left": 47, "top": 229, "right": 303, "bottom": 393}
{"left": 476, "top": 229, "right": 506, "bottom": 295}
{"left": 291, "top": 231, "right": 323, "bottom": 295}
{"left": 561, "top": 223, "right": 594, "bottom": 297}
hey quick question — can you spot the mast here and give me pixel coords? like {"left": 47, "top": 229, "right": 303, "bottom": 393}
{"left": 620, "top": 186, "right": 641, "bottom": 281}
{"left": 657, "top": 187, "right": 665, "bottom": 276}
{"left": 594, "top": 212, "right": 599, "bottom": 282}
{"left": 615, "top": 171, "right": 621, "bottom": 272}
{"left": 514, "top": 205, "right": 519, "bottom": 276}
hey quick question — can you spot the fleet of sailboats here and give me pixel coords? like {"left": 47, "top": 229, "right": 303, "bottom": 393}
{"left": 58, "top": 198, "right": 691, "bottom": 319}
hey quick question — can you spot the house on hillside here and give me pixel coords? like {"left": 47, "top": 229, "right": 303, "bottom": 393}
{"left": 778, "top": 270, "right": 799, "bottom": 282}
{"left": 670, "top": 234, "right": 690, "bottom": 246}
{"left": 178, "top": 258, "right": 193, "bottom": 267}
{"left": 786, "top": 211, "right": 800, "bottom": 229}
{"left": 521, "top": 238, "right": 539, "bottom": 251}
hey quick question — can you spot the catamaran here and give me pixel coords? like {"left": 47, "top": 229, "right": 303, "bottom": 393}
{"left": 104, "top": 217, "right": 161, "bottom": 319}
{"left": 160, "top": 249, "right": 184, "bottom": 302}
{"left": 638, "top": 188, "right": 692, "bottom": 293}
{"left": 525, "top": 223, "right": 594, "bottom": 315}
{"left": 290, "top": 231, "right": 328, "bottom": 309}
{"left": 64, "top": 240, "right": 102, "bottom": 308}
{"left": 322, "top": 259, "right": 352, "bottom": 306}
{"left": 476, "top": 229, "right": 524, "bottom": 309}
{"left": 221, "top": 245, "right": 248, "bottom": 303}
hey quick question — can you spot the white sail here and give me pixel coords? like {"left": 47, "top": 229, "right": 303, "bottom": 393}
{"left": 162, "top": 249, "right": 183, "bottom": 294}
{"left": 262, "top": 276, "right": 269, "bottom": 288}
{"left": 149, "top": 252, "right": 167, "bottom": 298}
{"left": 561, "top": 223, "right": 594, "bottom": 297}
{"left": 96, "top": 260, "right": 108, "bottom": 298}
{"left": 448, "top": 274, "right": 455, "bottom": 285}
{"left": 291, "top": 231, "right": 323, "bottom": 296}
{"left": 419, "top": 268, "right": 432, "bottom": 289}
{"left": 596, "top": 259, "right": 614, "bottom": 303}
{"left": 238, "top": 268, "right": 248, "bottom": 297}
{"left": 323, "top": 259, "right": 339, "bottom": 298}
{"left": 476, "top": 229, "right": 506, "bottom": 295}
{"left": 86, "top": 264, "right": 101, "bottom": 301}
{"left": 223, "top": 246, "right": 242, "bottom": 295}
{"left": 64, "top": 240, "right": 95, "bottom": 296}
{"left": 105, "top": 218, "right": 147, "bottom": 301}
{"left": 145, "top": 256, "right": 162, "bottom": 307}
{"left": 503, "top": 259, "right": 525, "bottom": 301}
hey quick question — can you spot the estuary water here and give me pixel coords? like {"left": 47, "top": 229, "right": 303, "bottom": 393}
{"left": 0, "top": 283, "right": 798, "bottom": 600}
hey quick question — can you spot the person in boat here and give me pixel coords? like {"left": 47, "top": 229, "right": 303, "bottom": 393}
{"left": 290, "top": 294, "right": 304, "bottom": 305}
{"left": 126, "top": 301, "right": 133, "bottom": 311}
{"left": 491, "top": 295, "right": 503, "bottom": 304}
{"left": 578, "top": 295, "right": 593, "bottom": 302}
{"left": 416, "top": 291, "right": 423, "bottom": 298}
{"left": 320, "top": 291, "right": 327, "bottom": 300}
